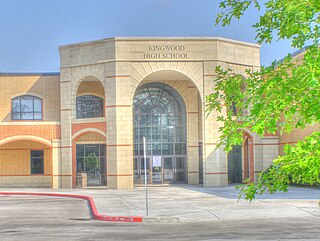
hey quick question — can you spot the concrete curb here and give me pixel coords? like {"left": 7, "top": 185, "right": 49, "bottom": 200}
{"left": 0, "top": 192, "right": 142, "bottom": 223}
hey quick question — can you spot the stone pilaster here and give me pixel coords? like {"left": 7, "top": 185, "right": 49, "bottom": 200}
{"left": 51, "top": 139, "right": 61, "bottom": 189}
{"left": 59, "top": 68, "right": 73, "bottom": 188}
{"left": 202, "top": 63, "right": 228, "bottom": 187}
{"left": 106, "top": 61, "right": 134, "bottom": 189}
{"left": 187, "top": 87, "right": 200, "bottom": 184}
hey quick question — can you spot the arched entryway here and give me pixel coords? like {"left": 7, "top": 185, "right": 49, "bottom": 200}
{"left": 133, "top": 82, "right": 187, "bottom": 184}
{"left": 72, "top": 131, "right": 106, "bottom": 187}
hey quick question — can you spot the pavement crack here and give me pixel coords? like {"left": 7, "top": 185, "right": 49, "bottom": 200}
{"left": 157, "top": 192, "right": 220, "bottom": 220}
{"left": 198, "top": 207, "right": 221, "bottom": 220}
{"left": 297, "top": 207, "right": 319, "bottom": 218}
{"left": 119, "top": 196, "right": 140, "bottom": 212}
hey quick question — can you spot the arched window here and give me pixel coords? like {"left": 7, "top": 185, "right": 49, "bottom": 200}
{"left": 76, "top": 95, "right": 104, "bottom": 119}
{"left": 133, "top": 83, "right": 187, "bottom": 184}
{"left": 12, "top": 95, "right": 42, "bottom": 120}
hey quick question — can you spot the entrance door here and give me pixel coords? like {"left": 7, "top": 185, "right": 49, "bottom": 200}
{"left": 152, "top": 156, "right": 162, "bottom": 184}
{"left": 228, "top": 145, "right": 242, "bottom": 183}
{"left": 134, "top": 155, "right": 187, "bottom": 184}
{"left": 134, "top": 156, "right": 152, "bottom": 184}
{"left": 175, "top": 157, "right": 185, "bottom": 182}
{"left": 163, "top": 157, "right": 174, "bottom": 183}
{"left": 76, "top": 144, "right": 106, "bottom": 186}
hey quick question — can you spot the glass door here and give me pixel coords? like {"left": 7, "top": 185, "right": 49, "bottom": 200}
{"left": 76, "top": 144, "right": 106, "bottom": 186}
{"left": 175, "top": 156, "right": 186, "bottom": 182}
{"left": 152, "top": 156, "right": 162, "bottom": 184}
{"left": 163, "top": 157, "right": 174, "bottom": 183}
{"left": 134, "top": 156, "right": 152, "bottom": 184}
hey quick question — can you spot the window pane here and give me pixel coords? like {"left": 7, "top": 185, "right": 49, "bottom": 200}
{"left": 139, "top": 144, "right": 151, "bottom": 155}
{"left": 134, "top": 144, "right": 139, "bottom": 155}
{"left": 34, "top": 113, "right": 42, "bottom": 120}
{"left": 152, "top": 128, "right": 161, "bottom": 142}
{"left": 21, "top": 97, "right": 33, "bottom": 112}
{"left": 134, "top": 127, "right": 139, "bottom": 143}
{"left": 84, "top": 145, "right": 99, "bottom": 157}
{"left": 176, "top": 157, "right": 185, "bottom": 169}
{"left": 76, "top": 95, "right": 104, "bottom": 119}
{"left": 139, "top": 127, "right": 151, "bottom": 142}
{"left": 141, "top": 158, "right": 150, "bottom": 169}
{"left": 175, "top": 143, "right": 186, "bottom": 155}
{"left": 162, "top": 143, "right": 174, "bottom": 155}
{"left": 152, "top": 113, "right": 161, "bottom": 125}
{"left": 21, "top": 113, "right": 33, "bottom": 120}
{"left": 176, "top": 172, "right": 185, "bottom": 182}
{"left": 12, "top": 99, "right": 20, "bottom": 112}
{"left": 34, "top": 99, "right": 42, "bottom": 111}
{"left": 99, "top": 145, "right": 106, "bottom": 157}
{"left": 31, "top": 150, "right": 44, "bottom": 158}
{"left": 76, "top": 145, "right": 85, "bottom": 157}
{"left": 12, "top": 113, "right": 20, "bottom": 120}
{"left": 77, "top": 158, "right": 85, "bottom": 173}
{"left": 138, "top": 113, "right": 146, "bottom": 126}
{"left": 161, "top": 114, "right": 168, "bottom": 126}
{"left": 31, "top": 150, "right": 44, "bottom": 174}
{"left": 168, "top": 114, "right": 174, "bottom": 126}
{"left": 99, "top": 157, "right": 106, "bottom": 174}
{"left": 152, "top": 144, "right": 161, "bottom": 155}
{"left": 168, "top": 127, "right": 175, "bottom": 142}
{"left": 175, "top": 127, "right": 186, "bottom": 142}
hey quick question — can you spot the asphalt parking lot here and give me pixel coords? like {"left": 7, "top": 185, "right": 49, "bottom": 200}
{"left": 0, "top": 185, "right": 319, "bottom": 240}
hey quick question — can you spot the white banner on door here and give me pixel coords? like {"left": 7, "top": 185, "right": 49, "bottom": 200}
{"left": 152, "top": 156, "right": 162, "bottom": 167}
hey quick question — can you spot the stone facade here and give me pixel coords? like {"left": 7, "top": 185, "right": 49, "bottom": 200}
{"left": 0, "top": 36, "right": 302, "bottom": 189}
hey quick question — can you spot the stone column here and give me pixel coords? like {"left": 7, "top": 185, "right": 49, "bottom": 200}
{"left": 203, "top": 61, "right": 228, "bottom": 187}
{"left": 187, "top": 87, "right": 200, "bottom": 184}
{"left": 59, "top": 68, "right": 73, "bottom": 188}
{"left": 52, "top": 139, "right": 61, "bottom": 189}
{"left": 106, "top": 62, "right": 134, "bottom": 189}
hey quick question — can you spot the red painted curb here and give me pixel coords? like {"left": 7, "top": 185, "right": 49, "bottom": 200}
{"left": 0, "top": 192, "right": 143, "bottom": 223}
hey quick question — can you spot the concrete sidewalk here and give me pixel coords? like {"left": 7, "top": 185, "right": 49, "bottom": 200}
{"left": 1, "top": 185, "right": 319, "bottom": 223}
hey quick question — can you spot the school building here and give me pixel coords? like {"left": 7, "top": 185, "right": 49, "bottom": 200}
{"left": 0, "top": 37, "right": 306, "bottom": 188}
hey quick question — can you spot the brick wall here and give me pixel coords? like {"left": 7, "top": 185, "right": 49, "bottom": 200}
{"left": 72, "top": 122, "right": 106, "bottom": 135}
{"left": 278, "top": 124, "right": 319, "bottom": 155}
{"left": 0, "top": 75, "right": 60, "bottom": 122}
{"left": 0, "top": 141, "right": 52, "bottom": 175}
{"left": 77, "top": 132, "right": 106, "bottom": 141}
{"left": 0, "top": 125, "right": 61, "bottom": 141}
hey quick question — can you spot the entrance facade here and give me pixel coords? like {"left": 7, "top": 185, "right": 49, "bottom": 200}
{"left": 0, "top": 37, "right": 284, "bottom": 189}
{"left": 133, "top": 83, "right": 187, "bottom": 185}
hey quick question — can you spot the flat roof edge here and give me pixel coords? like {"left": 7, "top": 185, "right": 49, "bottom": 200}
{"left": 0, "top": 72, "right": 60, "bottom": 76}
{"left": 59, "top": 36, "right": 260, "bottom": 49}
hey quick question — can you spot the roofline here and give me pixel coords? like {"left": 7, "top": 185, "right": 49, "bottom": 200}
{"left": 59, "top": 36, "right": 260, "bottom": 49}
{"left": 0, "top": 72, "right": 60, "bottom": 76}
{"left": 274, "top": 45, "right": 320, "bottom": 66}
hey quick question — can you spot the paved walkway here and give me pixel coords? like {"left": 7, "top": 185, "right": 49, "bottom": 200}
{"left": 1, "top": 185, "right": 319, "bottom": 222}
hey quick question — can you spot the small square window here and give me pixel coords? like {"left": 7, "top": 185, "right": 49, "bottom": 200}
{"left": 31, "top": 150, "right": 44, "bottom": 174}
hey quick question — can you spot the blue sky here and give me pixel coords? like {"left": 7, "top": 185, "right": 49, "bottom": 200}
{"left": 0, "top": 0, "right": 297, "bottom": 72}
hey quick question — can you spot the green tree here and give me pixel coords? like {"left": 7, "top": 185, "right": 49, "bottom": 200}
{"left": 206, "top": 0, "right": 320, "bottom": 201}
